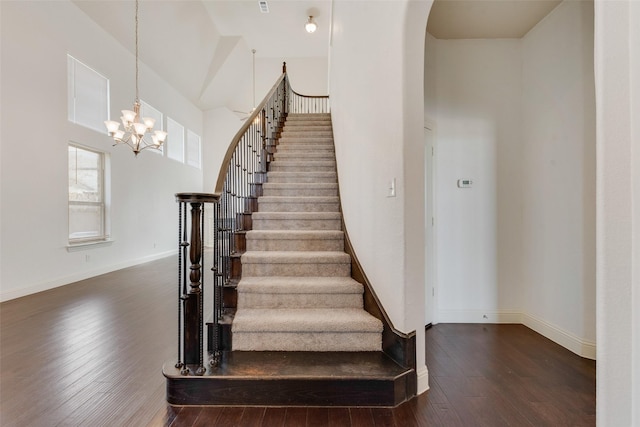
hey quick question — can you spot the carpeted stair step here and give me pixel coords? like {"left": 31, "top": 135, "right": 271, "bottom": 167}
{"left": 232, "top": 308, "right": 382, "bottom": 351}
{"left": 252, "top": 212, "right": 342, "bottom": 230}
{"left": 286, "top": 113, "right": 331, "bottom": 121}
{"left": 257, "top": 196, "right": 339, "bottom": 213}
{"left": 241, "top": 251, "right": 351, "bottom": 277}
{"left": 280, "top": 123, "right": 332, "bottom": 130}
{"left": 281, "top": 130, "right": 334, "bottom": 138}
{"left": 269, "top": 160, "right": 336, "bottom": 172}
{"left": 273, "top": 151, "right": 335, "bottom": 161}
{"left": 246, "top": 230, "right": 344, "bottom": 251}
{"left": 262, "top": 182, "right": 338, "bottom": 197}
{"left": 276, "top": 144, "right": 334, "bottom": 152}
{"left": 278, "top": 136, "right": 334, "bottom": 145}
{"left": 237, "top": 276, "right": 363, "bottom": 308}
{"left": 266, "top": 171, "right": 337, "bottom": 183}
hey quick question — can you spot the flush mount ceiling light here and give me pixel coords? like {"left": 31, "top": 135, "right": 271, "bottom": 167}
{"left": 305, "top": 16, "right": 317, "bottom": 33}
{"left": 104, "top": 0, "right": 167, "bottom": 156}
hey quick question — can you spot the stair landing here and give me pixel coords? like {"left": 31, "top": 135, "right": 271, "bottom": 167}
{"left": 164, "top": 351, "right": 413, "bottom": 407}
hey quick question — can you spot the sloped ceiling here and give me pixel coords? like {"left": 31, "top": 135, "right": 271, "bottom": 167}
{"left": 428, "top": 0, "right": 562, "bottom": 39}
{"left": 72, "top": 0, "right": 564, "bottom": 111}
{"left": 72, "top": 0, "right": 331, "bottom": 111}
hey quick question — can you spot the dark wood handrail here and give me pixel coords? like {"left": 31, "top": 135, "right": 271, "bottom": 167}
{"left": 213, "top": 72, "right": 287, "bottom": 195}
{"left": 289, "top": 88, "right": 330, "bottom": 99}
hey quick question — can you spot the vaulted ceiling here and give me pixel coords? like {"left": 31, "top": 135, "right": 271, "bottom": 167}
{"left": 72, "top": 0, "right": 563, "bottom": 111}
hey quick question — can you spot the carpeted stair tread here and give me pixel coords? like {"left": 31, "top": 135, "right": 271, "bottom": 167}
{"left": 274, "top": 152, "right": 335, "bottom": 160}
{"left": 252, "top": 211, "right": 341, "bottom": 220}
{"left": 278, "top": 137, "right": 334, "bottom": 144}
{"left": 242, "top": 251, "right": 350, "bottom": 264}
{"left": 269, "top": 161, "right": 336, "bottom": 172}
{"left": 245, "top": 230, "right": 344, "bottom": 251}
{"left": 263, "top": 182, "right": 338, "bottom": 189}
{"left": 266, "top": 171, "right": 337, "bottom": 183}
{"left": 281, "top": 124, "right": 333, "bottom": 131}
{"left": 237, "top": 276, "right": 362, "bottom": 294}
{"left": 270, "top": 160, "right": 336, "bottom": 166}
{"left": 276, "top": 144, "right": 334, "bottom": 151}
{"left": 232, "top": 308, "right": 382, "bottom": 333}
{"left": 258, "top": 196, "right": 339, "bottom": 204}
{"left": 262, "top": 183, "right": 338, "bottom": 194}
{"left": 246, "top": 230, "right": 343, "bottom": 240}
{"left": 252, "top": 211, "right": 342, "bottom": 231}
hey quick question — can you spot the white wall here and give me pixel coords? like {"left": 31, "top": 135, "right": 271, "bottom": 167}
{"left": 428, "top": 2, "right": 596, "bottom": 359}
{"left": 0, "top": 1, "right": 203, "bottom": 301}
{"left": 203, "top": 107, "right": 244, "bottom": 193}
{"left": 434, "top": 39, "right": 523, "bottom": 322}
{"left": 330, "top": 0, "right": 432, "bottom": 393}
{"left": 521, "top": 0, "right": 596, "bottom": 355}
{"left": 594, "top": 0, "right": 640, "bottom": 424}
{"left": 424, "top": 33, "right": 438, "bottom": 123}
{"left": 257, "top": 57, "right": 329, "bottom": 98}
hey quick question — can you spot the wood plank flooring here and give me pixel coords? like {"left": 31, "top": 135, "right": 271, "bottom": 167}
{"left": 0, "top": 256, "right": 595, "bottom": 426}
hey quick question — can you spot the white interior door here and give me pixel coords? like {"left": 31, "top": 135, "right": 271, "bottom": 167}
{"left": 424, "top": 125, "right": 436, "bottom": 326}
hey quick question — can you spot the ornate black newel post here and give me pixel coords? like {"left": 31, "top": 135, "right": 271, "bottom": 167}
{"left": 175, "top": 193, "right": 218, "bottom": 376}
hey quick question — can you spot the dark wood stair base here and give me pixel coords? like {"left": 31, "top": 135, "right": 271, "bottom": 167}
{"left": 164, "top": 351, "right": 415, "bottom": 407}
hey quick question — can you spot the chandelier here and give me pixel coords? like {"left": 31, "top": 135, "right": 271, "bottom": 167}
{"left": 104, "top": 0, "right": 167, "bottom": 156}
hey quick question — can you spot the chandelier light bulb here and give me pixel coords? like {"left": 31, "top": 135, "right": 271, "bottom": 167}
{"left": 105, "top": 120, "right": 121, "bottom": 135}
{"left": 121, "top": 110, "right": 136, "bottom": 124}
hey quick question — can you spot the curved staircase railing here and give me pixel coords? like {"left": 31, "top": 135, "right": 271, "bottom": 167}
{"left": 174, "top": 63, "right": 330, "bottom": 375}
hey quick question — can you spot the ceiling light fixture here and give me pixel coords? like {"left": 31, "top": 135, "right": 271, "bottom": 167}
{"left": 104, "top": 0, "right": 167, "bottom": 156}
{"left": 305, "top": 16, "right": 317, "bottom": 33}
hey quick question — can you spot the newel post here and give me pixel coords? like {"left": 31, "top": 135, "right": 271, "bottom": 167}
{"left": 175, "top": 193, "right": 218, "bottom": 376}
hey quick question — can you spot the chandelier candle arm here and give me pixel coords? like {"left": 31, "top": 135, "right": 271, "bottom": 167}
{"left": 103, "top": 0, "right": 166, "bottom": 156}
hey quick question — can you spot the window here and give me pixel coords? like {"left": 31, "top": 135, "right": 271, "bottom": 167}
{"left": 140, "top": 100, "right": 164, "bottom": 155}
{"left": 166, "top": 117, "right": 185, "bottom": 162}
{"left": 186, "top": 130, "right": 202, "bottom": 168}
{"left": 68, "top": 144, "right": 109, "bottom": 244}
{"left": 67, "top": 55, "right": 110, "bottom": 133}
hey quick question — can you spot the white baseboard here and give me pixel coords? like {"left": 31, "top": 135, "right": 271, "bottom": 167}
{"left": 416, "top": 366, "right": 430, "bottom": 395}
{"left": 437, "top": 309, "right": 522, "bottom": 324}
{"left": 434, "top": 308, "right": 596, "bottom": 360}
{"left": 0, "top": 250, "right": 177, "bottom": 302}
{"left": 521, "top": 312, "right": 596, "bottom": 360}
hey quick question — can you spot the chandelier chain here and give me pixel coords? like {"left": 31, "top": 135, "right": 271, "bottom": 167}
{"left": 135, "top": 0, "right": 139, "bottom": 102}
{"left": 104, "top": 0, "right": 167, "bottom": 156}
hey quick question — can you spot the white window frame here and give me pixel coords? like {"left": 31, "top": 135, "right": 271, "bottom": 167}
{"left": 140, "top": 100, "right": 164, "bottom": 155}
{"left": 68, "top": 143, "right": 111, "bottom": 246}
{"left": 166, "top": 117, "right": 185, "bottom": 163}
{"left": 67, "top": 55, "right": 110, "bottom": 134}
{"left": 186, "top": 130, "right": 202, "bottom": 169}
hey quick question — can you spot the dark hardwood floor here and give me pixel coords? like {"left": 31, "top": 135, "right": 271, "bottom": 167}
{"left": 0, "top": 256, "right": 595, "bottom": 426}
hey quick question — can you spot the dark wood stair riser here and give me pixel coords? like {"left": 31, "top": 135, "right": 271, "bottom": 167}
{"left": 166, "top": 374, "right": 412, "bottom": 407}
{"left": 230, "top": 254, "right": 242, "bottom": 280}
{"left": 234, "top": 231, "right": 246, "bottom": 254}
{"left": 236, "top": 212, "right": 252, "bottom": 231}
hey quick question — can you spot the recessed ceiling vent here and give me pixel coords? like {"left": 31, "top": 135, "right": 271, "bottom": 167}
{"left": 258, "top": 1, "right": 269, "bottom": 13}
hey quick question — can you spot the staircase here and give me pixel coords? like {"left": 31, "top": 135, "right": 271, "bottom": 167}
{"left": 165, "top": 112, "right": 416, "bottom": 406}
{"left": 232, "top": 113, "right": 383, "bottom": 352}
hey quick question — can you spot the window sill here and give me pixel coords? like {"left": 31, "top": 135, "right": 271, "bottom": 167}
{"left": 67, "top": 239, "right": 114, "bottom": 252}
